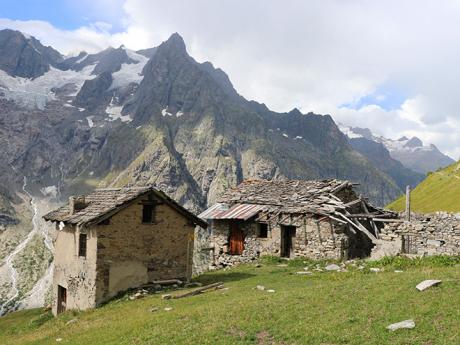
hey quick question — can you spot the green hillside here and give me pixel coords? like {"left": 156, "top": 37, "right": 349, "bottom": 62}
{"left": 387, "top": 161, "right": 460, "bottom": 213}
{"left": 0, "top": 256, "right": 459, "bottom": 345}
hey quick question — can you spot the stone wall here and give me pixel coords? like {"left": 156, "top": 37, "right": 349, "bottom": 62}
{"left": 95, "top": 197, "right": 196, "bottom": 303}
{"left": 52, "top": 193, "right": 196, "bottom": 314}
{"left": 203, "top": 215, "right": 355, "bottom": 269}
{"left": 375, "top": 213, "right": 460, "bottom": 257}
{"left": 52, "top": 224, "right": 98, "bottom": 315}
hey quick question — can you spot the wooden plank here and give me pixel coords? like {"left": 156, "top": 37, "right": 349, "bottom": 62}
{"left": 361, "top": 199, "right": 379, "bottom": 239}
{"left": 373, "top": 218, "right": 404, "bottom": 223}
{"left": 171, "top": 282, "right": 223, "bottom": 299}
{"left": 405, "top": 186, "right": 411, "bottom": 221}
{"left": 338, "top": 212, "right": 377, "bottom": 243}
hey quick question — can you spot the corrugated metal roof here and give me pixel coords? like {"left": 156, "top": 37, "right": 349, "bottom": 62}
{"left": 198, "top": 203, "right": 229, "bottom": 219}
{"left": 200, "top": 203, "right": 265, "bottom": 220}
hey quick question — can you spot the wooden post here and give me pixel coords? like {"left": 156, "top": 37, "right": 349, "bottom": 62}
{"left": 405, "top": 185, "right": 411, "bottom": 221}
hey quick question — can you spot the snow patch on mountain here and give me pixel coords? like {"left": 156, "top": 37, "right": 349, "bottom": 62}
{"left": 109, "top": 49, "right": 148, "bottom": 90}
{"left": 0, "top": 64, "right": 97, "bottom": 109}
{"left": 338, "top": 124, "right": 364, "bottom": 139}
{"left": 338, "top": 124, "right": 455, "bottom": 173}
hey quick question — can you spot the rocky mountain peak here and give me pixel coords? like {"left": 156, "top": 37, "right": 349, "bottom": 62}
{"left": 160, "top": 33, "right": 187, "bottom": 55}
{"left": 0, "top": 29, "right": 62, "bottom": 78}
{"left": 404, "top": 136, "right": 423, "bottom": 148}
{"left": 288, "top": 108, "right": 303, "bottom": 116}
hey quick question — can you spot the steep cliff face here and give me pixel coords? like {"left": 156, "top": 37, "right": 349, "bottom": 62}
{"left": 0, "top": 30, "right": 406, "bottom": 314}
{"left": 0, "top": 29, "right": 62, "bottom": 79}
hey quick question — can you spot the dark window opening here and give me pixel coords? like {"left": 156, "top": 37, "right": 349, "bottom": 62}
{"left": 257, "top": 223, "right": 268, "bottom": 238}
{"left": 79, "top": 233, "right": 87, "bottom": 257}
{"left": 142, "top": 204, "right": 155, "bottom": 223}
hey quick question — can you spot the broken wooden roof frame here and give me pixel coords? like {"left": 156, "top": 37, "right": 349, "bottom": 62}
{"left": 203, "top": 179, "right": 398, "bottom": 244}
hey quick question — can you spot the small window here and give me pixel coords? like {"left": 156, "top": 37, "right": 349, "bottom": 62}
{"left": 142, "top": 204, "right": 155, "bottom": 223}
{"left": 78, "top": 233, "right": 87, "bottom": 257}
{"left": 257, "top": 223, "right": 268, "bottom": 238}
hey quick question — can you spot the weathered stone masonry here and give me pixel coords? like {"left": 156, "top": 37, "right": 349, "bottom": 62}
{"left": 44, "top": 186, "right": 206, "bottom": 315}
{"left": 376, "top": 213, "right": 460, "bottom": 256}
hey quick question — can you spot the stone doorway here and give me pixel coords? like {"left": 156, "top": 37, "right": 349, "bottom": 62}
{"left": 280, "top": 225, "right": 296, "bottom": 258}
{"left": 57, "top": 285, "right": 67, "bottom": 314}
{"left": 229, "top": 223, "right": 244, "bottom": 255}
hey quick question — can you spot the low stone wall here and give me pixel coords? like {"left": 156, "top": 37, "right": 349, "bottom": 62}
{"left": 376, "top": 213, "right": 460, "bottom": 256}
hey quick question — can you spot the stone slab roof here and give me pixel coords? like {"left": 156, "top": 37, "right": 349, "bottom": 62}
{"left": 217, "top": 179, "right": 353, "bottom": 214}
{"left": 43, "top": 186, "right": 207, "bottom": 228}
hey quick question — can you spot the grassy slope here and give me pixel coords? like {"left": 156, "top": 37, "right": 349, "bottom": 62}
{"left": 1, "top": 256, "right": 459, "bottom": 345}
{"left": 387, "top": 161, "right": 460, "bottom": 213}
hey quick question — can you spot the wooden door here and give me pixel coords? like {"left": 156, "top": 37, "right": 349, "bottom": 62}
{"left": 281, "top": 226, "right": 296, "bottom": 258}
{"left": 57, "top": 285, "right": 67, "bottom": 314}
{"left": 229, "top": 223, "right": 244, "bottom": 255}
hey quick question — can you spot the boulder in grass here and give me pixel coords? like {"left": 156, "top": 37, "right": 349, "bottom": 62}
{"left": 325, "top": 264, "right": 340, "bottom": 271}
{"left": 256, "top": 285, "right": 265, "bottom": 291}
{"left": 416, "top": 280, "right": 442, "bottom": 291}
{"left": 387, "top": 319, "right": 415, "bottom": 331}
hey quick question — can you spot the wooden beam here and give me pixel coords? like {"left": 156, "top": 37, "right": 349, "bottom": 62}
{"left": 171, "top": 282, "right": 223, "bottom": 299}
{"left": 361, "top": 198, "right": 379, "bottom": 239}
{"left": 373, "top": 218, "right": 404, "bottom": 223}
{"left": 405, "top": 185, "right": 411, "bottom": 221}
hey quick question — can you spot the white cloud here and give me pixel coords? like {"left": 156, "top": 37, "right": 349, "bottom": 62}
{"left": 1, "top": 0, "right": 460, "bottom": 159}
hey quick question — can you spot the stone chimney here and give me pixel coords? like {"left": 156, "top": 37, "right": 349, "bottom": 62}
{"left": 69, "top": 196, "right": 86, "bottom": 215}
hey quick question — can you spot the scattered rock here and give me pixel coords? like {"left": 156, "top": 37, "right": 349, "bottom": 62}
{"left": 161, "top": 294, "right": 172, "bottom": 300}
{"left": 387, "top": 319, "right": 415, "bottom": 331}
{"left": 256, "top": 285, "right": 266, "bottom": 291}
{"left": 56, "top": 338, "right": 63, "bottom": 342}
{"left": 370, "top": 268, "right": 381, "bottom": 272}
{"left": 66, "top": 319, "right": 78, "bottom": 325}
{"left": 164, "top": 307, "right": 173, "bottom": 311}
{"left": 267, "top": 289, "right": 275, "bottom": 293}
{"left": 416, "top": 280, "right": 442, "bottom": 291}
{"left": 150, "top": 307, "right": 159, "bottom": 312}
{"left": 255, "top": 263, "right": 262, "bottom": 268}
{"left": 325, "top": 264, "right": 340, "bottom": 271}
{"left": 295, "top": 271, "right": 312, "bottom": 275}
{"left": 394, "top": 270, "right": 404, "bottom": 273}
{"left": 358, "top": 265, "right": 365, "bottom": 270}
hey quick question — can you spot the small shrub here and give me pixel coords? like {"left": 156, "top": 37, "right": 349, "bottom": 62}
{"left": 29, "top": 311, "right": 53, "bottom": 329}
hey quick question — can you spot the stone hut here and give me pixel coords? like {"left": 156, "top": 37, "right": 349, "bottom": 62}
{"left": 199, "top": 179, "right": 395, "bottom": 268}
{"left": 43, "top": 186, "right": 207, "bottom": 315}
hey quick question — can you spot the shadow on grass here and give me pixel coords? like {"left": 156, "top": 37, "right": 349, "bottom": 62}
{"left": 194, "top": 271, "right": 256, "bottom": 285}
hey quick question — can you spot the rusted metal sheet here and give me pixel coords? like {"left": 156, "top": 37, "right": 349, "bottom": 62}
{"left": 199, "top": 203, "right": 265, "bottom": 220}
{"left": 198, "top": 203, "right": 229, "bottom": 219}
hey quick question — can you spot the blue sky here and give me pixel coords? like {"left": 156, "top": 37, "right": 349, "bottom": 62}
{"left": 0, "top": 0, "right": 124, "bottom": 31}
{"left": 341, "top": 83, "right": 409, "bottom": 112}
